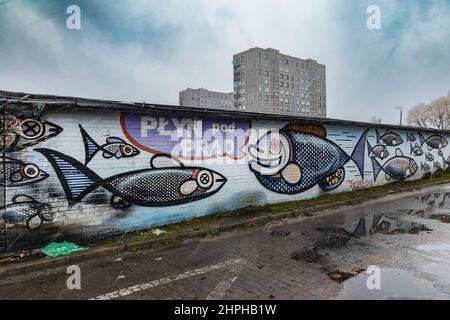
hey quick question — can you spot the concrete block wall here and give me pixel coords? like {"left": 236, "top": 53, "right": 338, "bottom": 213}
{"left": 1, "top": 101, "right": 449, "bottom": 252}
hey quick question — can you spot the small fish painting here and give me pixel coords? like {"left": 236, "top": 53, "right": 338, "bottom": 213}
{"left": 425, "top": 152, "right": 434, "bottom": 162}
{"left": 371, "top": 149, "right": 418, "bottom": 181}
{"left": 418, "top": 132, "right": 448, "bottom": 151}
{"left": 367, "top": 142, "right": 389, "bottom": 159}
{"left": 376, "top": 129, "right": 403, "bottom": 147}
{"left": 410, "top": 143, "right": 423, "bottom": 157}
{"left": 407, "top": 132, "right": 416, "bottom": 142}
{"left": 80, "top": 125, "right": 140, "bottom": 164}
{"left": 421, "top": 162, "right": 430, "bottom": 172}
{"left": 1, "top": 195, "right": 54, "bottom": 230}
{"left": 0, "top": 117, "right": 63, "bottom": 152}
{"left": 0, "top": 157, "right": 49, "bottom": 187}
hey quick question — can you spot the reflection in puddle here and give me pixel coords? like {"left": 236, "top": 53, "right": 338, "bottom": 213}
{"left": 352, "top": 214, "right": 431, "bottom": 237}
{"left": 337, "top": 268, "right": 450, "bottom": 300}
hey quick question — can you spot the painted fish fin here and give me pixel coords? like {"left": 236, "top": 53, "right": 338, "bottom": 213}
{"left": 367, "top": 141, "right": 373, "bottom": 156}
{"left": 371, "top": 157, "right": 383, "bottom": 182}
{"left": 350, "top": 128, "right": 369, "bottom": 178}
{"left": 282, "top": 124, "right": 326, "bottom": 138}
{"left": 150, "top": 154, "right": 184, "bottom": 168}
{"left": 318, "top": 167, "right": 345, "bottom": 191}
{"left": 180, "top": 180, "right": 198, "bottom": 196}
{"left": 11, "top": 194, "right": 37, "bottom": 204}
{"left": 418, "top": 132, "right": 425, "bottom": 147}
{"left": 35, "top": 148, "right": 102, "bottom": 205}
{"left": 106, "top": 137, "right": 126, "bottom": 144}
{"left": 395, "top": 148, "right": 403, "bottom": 157}
{"left": 385, "top": 173, "right": 391, "bottom": 180}
{"left": 79, "top": 125, "right": 101, "bottom": 165}
{"left": 103, "top": 151, "right": 114, "bottom": 159}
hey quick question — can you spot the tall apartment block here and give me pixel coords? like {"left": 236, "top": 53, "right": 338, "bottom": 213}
{"left": 179, "top": 88, "right": 234, "bottom": 110}
{"left": 233, "top": 48, "right": 326, "bottom": 117}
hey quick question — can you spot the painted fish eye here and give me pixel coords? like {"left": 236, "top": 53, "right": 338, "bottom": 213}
{"left": 196, "top": 170, "right": 213, "bottom": 189}
{"left": 120, "top": 145, "right": 134, "bottom": 156}
{"left": 22, "top": 164, "right": 39, "bottom": 179}
{"left": 20, "top": 119, "right": 44, "bottom": 140}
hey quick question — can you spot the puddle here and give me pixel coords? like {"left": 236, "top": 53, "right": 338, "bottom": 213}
{"left": 417, "top": 243, "right": 450, "bottom": 253}
{"left": 351, "top": 214, "right": 431, "bottom": 237}
{"left": 337, "top": 268, "right": 450, "bottom": 300}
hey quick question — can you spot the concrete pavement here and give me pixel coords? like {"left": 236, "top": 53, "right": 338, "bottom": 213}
{"left": 2, "top": 184, "right": 450, "bottom": 300}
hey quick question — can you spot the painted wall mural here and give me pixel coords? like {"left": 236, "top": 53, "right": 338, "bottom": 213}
{"left": 2, "top": 105, "right": 450, "bottom": 252}
{"left": 247, "top": 124, "right": 368, "bottom": 194}
{"left": 35, "top": 149, "right": 227, "bottom": 209}
{"left": 79, "top": 124, "right": 140, "bottom": 164}
{"left": 1, "top": 195, "right": 54, "bottom": 230}
{"left": 0, "top": 156, "right": 49, "bottom": 187}
{"left": 0, "top": 115, "right": 62, "bottom": 152}
{"left": 120, "top": 112, "right": 251, "bottom": 160}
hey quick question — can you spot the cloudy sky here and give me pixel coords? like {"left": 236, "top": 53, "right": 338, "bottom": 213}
{"left": 0, "top": 0, "right": 449, "bottom": 123}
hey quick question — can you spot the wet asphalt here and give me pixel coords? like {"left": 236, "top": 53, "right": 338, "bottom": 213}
{"left": 2, "top": 184, "right": 450, "bottom": 300}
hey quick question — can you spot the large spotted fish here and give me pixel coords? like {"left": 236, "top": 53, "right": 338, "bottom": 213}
{"left": 248, "top": 124, "right": 369, "bottom": 194}
{"left": 36, "top": 149, "right": 227, "bottom": 209}
{"left": 79, "top": 125, "right": 140, "bottom": 164}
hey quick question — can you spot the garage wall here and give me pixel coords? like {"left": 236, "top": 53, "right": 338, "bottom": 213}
{"left": 1, "top": 103, "right": 448, "bottom": 251}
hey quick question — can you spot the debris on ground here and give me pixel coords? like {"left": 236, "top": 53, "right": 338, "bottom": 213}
{"left": 117, "top": 275, "right": 126, "bottom": 279}
{"left": 113, "top": 258, "right": 122, "bottom": 262}
{"left": 270, "top": 230, "right": 291, "bottom": 237}
{"left": 155, "top": 257, "right": 162, "bottom": 261}
{"left": 41, "top": 241, "right": 89, "bottom": 257}
{"left": 151, "top": 228, "right": 167, "bottom": 236}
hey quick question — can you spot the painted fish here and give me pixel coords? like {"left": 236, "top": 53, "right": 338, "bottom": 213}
{"left": 421, "top": 162, "right": 430, "bottom": 172}
{"left": 407, "top": 132, "right": 416, "bottom": 142}
{"left": 79, "top": 125, "right": 140, "bottom": 164}
{"left": 434, "top": 161, "right": 442, "bottom": 170}
{"left": 418, "top": 132, "right": 448, "bottom": 151}
{"left": 376, "top": 129, "right": 403, "bottom": 146}
{"left": 0, "top": 117, "right": 63, "bottom": 152}
{"left": 0, "top": 157, "right": 49, "bottom": 187}
{"left": 367, "top": 141, "right": 389, "bottom": 159}
{"left": 0, "top": 195, "right": 54, "bottom": 230}
{"left": 410, "top": 143, "right": 423, "bottom": 156}
{"left": 425, "top": 152, "right": 434, "bottom": 162}
{"left": 248, "top": 124, "right": 369, "bottom": 194}
{"left": 438, "top": 149, "right": 444, "bottom": 157}
{"left": 35, "top": 149, "right": 227, "bottom": 208}
{"left": 371, "top": 149, "right": 418, "bottom": 181}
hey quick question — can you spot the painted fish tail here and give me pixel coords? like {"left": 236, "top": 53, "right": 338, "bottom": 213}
{"left": 79, "top": 125, "right": 101, "bottom": 165}
{"left": 367, "top": 141, "right": 373, "bottom": 156}
{"left": 35, "top": 148, "right": 102, "bottom": 205}
{"left": 350, "top": 128, "right": 369, "bottom": 178}
{"left": 371, "top": 157, "right": 383, "bottom": 182}
{"left": 375, "top": 129, "right": 381, "bottom": 142}
{"left": 418, "top": 132, "right": 425, "bottom": 147}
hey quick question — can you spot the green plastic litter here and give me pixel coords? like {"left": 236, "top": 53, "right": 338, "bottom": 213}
{"left": 41, "top": 241, "right": 88, "bottom": 257}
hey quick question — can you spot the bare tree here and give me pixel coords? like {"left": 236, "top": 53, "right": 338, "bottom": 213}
{"left": 407, "top": 96, "right": 450, "bottom": 129}
{"left": 427, "top": 97, "right": 450, "bottom": 130}
{"left": 370, "top": 116, "right": 382, "bottom": 124}
{"left": 407, "top": 103, "right": 430, "bottom": 128}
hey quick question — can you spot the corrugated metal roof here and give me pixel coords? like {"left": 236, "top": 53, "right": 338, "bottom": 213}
{"left": 2, "top": 89, "right": 449, "bottom": 134}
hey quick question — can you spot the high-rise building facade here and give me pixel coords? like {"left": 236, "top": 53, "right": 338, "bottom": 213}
{"left": 179, "top": 88, "right": 234, "bottom": 110}
{"left": 233, "top": 48, "right": 326, "bottom": 117}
